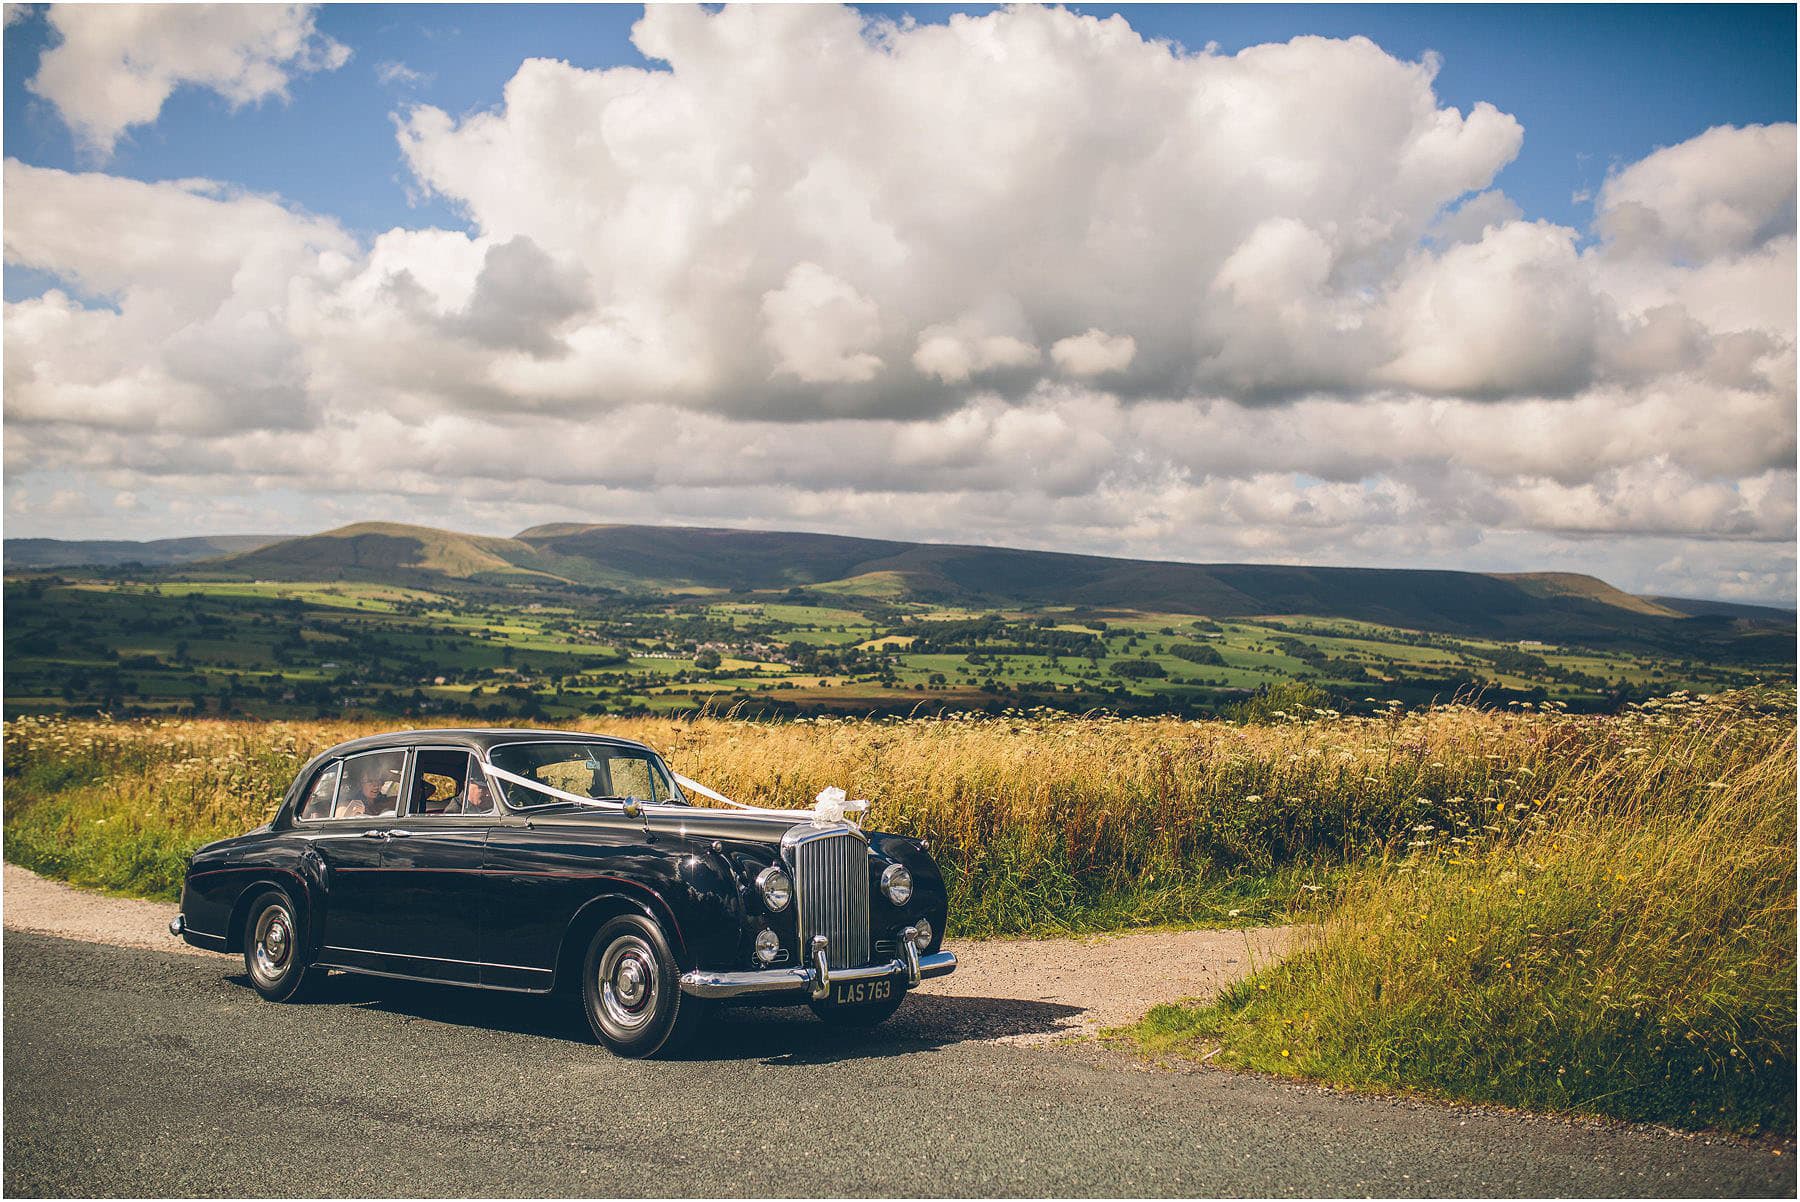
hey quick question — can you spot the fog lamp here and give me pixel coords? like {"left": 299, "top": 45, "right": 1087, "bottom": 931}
{"left": 756, "top": 866, "right": 792, "bottom": 911}
{"left": 912, "top": 917, "right": 933, "bottom": 951}
{"left": 881, "top": 862, "right": 913, "bottom": 906}
{"left": 754, "top": 927, "right": 781, "bottom": 965}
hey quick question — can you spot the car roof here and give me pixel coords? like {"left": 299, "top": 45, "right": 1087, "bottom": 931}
{"left": 315, "top": 727, "right": 654, "bottom": 760}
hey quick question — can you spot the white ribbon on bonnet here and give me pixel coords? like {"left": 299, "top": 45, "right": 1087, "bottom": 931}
{"left": 674, "top": 774, "right": 869, "bottom": 828}
{"left": 483, "top": 761, "right": 868, "bottom": 828}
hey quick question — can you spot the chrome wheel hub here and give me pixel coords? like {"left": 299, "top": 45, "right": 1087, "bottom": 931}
{"left": 598, "top": 935, "right": 658, "bottom": 1034}
{"left": 251, "top": 905, "right": 294, "bottom": 986}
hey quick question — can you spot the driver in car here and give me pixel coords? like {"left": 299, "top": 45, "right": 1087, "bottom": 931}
{"left": 460, "top": 776, "right": 494, "bottom": 814}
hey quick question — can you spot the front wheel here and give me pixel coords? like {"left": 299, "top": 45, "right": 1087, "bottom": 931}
{"left": 581, "top": 914, "right": 706, "bottom": 1058}
{"left": 243, "top": 889, "right": 318, "bottom": 1002}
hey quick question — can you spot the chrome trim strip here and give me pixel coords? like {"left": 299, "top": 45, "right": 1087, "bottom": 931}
{"left": 310, "top": 961, "right": 554, "bottom": 995}
{"left": 678, "top": 949, "right": 956, "bottom": 1000}
{"left": 319, "top": 945, "right": 551, "bottom": 974}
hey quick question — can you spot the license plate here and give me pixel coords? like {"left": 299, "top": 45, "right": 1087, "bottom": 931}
{"left": 833, "top": 978, "right": 893, "bottom": 1005}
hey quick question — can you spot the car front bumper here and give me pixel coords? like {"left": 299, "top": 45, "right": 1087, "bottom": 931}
{"left": 679, "top": 931, "right": 956, "bottom": 1002}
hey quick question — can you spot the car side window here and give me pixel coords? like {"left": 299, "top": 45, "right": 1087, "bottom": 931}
{"left": 408, "top": 749, "right": 483, "bottom": 817}
{"left": 335, "top": 750, "right": 407, "bottom": 819}
{"left": 297, "top": 762, "right": 342, "bottom": 821}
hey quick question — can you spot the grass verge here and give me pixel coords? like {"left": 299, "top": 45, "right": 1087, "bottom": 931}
{"left": 1122, "top": 690, "right": 1796, "bottom": 1135}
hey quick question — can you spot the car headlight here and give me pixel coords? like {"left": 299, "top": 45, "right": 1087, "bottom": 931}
{"left": 754, "top": 927, "right": 781, "bottom": 965}
{"left": 912, "top": 917, "right": 933, "bottom": 951}
{"left": 756, "top": 866, "right": 792, "bottom": 912}
{"left": 881, "top": 862, "right": 913, "bottom": 906}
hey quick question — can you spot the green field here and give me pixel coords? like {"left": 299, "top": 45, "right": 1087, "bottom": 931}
{"left": 4, "top": 572, "right": 1789, "bottom": 720}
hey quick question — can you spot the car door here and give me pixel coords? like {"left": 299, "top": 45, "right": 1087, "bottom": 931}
{"left": 294, "top": 749, "right": 408, "bottom": 961}
{"left": 367, "top": 748, "right": 492, "bottom": 984}
{"left": 478, "top": 742, "right": 655, "bottom": 991}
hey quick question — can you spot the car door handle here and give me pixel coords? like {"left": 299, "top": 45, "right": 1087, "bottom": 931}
{"left": 385, "top": 829, "right": 412, "bottom": 838}
{"left": 361, "top": 829, "right": 387, "bottom": 839}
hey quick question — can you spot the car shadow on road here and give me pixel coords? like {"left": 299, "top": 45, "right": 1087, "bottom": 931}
{"left": 689, "top": 993, "right": 1089, "bottom": 1064}
{"left": 227, "top": 970, "right": 1086, "bottom": 1062}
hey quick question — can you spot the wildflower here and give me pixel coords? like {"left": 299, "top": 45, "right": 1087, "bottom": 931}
{"left": 1280, "top": 1049, "right": 1290, "bottom": 1058}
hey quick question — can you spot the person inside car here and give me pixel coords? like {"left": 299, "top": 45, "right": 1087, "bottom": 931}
{"left": 461, "top": 776, "right": 494, "bottom": 814}
{"left": 339, "top": 769, "right": 389, "bottom": 818}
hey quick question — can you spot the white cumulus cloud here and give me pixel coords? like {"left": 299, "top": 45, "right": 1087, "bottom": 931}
{"left": 27, "top": 3, "right": 349, "bottom": 155}
{"left": 2, "top": 5, "right": 1794, "bottom": 600}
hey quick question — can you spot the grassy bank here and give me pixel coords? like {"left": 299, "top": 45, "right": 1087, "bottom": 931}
{"left": 1126, "top": 690, "right": 1796, "bottom": 1135}
{"left": 0, "top": 700, "right": 1659, "bottom": 932}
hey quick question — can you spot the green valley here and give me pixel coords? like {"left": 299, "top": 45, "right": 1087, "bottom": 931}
{"left": 5, "top": 521, "right": 1789, "bottom": 720}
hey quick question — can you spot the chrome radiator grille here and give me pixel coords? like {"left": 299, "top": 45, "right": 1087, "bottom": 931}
{"left": 787, "top": 828, "right": 871, "bottom": 969}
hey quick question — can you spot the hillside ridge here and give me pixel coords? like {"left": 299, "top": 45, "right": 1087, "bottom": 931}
{"left": 12, "top": 521, "right": 1792, "bottom": 654}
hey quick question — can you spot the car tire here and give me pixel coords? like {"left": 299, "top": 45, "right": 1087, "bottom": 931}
{"left": 581, "top": 914, "right": 705, "bottom": 1058}
{"left": 242, "top": 889, "right": 319, "bottom": 1002}
{"left": 809, "top": 988, "right": 906, "bottom": 1028}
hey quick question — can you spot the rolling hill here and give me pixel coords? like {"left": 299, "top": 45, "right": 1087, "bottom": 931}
{"left": 3, "top": 534, "right": 287, "bottom": 570}
{"left": 83, "top": 518, "right": 1784, "bottom": 657}
{"left": 215, "top": 522, "right": 570, "bottom": 584}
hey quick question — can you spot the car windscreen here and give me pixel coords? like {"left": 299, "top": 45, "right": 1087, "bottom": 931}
{"left": 486, "top": 742, "right": 685, "bottom": 809}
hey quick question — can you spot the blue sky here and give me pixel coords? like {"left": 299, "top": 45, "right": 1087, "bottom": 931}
{"left": 3, "top": 4, "right": 1794, "bottom": 601}
{"left": 5, "top": 3, "right": 1792, "bottom": 257}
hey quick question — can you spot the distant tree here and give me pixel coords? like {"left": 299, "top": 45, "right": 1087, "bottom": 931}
{"left": 695, "top": 649, "right": 722, "bottom": 670}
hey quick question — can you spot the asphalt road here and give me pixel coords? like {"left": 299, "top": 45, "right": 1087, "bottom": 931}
{"left": 4, "top": 933, "right": 1790, "bottom": 1198}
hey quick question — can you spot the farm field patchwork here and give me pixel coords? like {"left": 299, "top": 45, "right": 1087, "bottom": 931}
{"left": 4, "top": 574, "right": 1787, "bottom": 720}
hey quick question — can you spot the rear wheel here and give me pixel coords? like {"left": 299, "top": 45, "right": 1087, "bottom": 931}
{"left": 243, "top": 889, "right": 318, "bottom": 1002}
{"left": 580, "top": 914, "right": 705, "bottom": 1057}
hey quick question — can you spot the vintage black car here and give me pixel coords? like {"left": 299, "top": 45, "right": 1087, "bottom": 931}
{"left": 172, "top": 728, "right": 955, "bottom": 1056}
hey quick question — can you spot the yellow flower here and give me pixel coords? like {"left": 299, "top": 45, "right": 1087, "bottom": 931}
{"left": 1446, "top": 935, "right": 1457, "bottom": 943}
{"left": 1281, "top": 1049, "right": 1290, "bottom": 1058}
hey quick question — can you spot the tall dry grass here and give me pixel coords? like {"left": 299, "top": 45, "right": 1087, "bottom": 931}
{"left": 6, "top": 694, "right": 1789, "bottom": 939}
{"left": 1129, "top": 689, "right": 1797, "bottom": 1134}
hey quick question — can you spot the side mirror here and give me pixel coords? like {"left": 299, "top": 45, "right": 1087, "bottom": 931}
{"left": 622, "top": 797, "right": 644, "bottom": 818}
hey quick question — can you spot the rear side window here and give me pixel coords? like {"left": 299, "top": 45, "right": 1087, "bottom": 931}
{"left": 337, "top": 750, "right": 407, "bottom": 819}
{"left": 298, "top": 762, "right": 341, "bottom": 820}
{"left": 408, "top": 750, "right": 484, "bottom": 816}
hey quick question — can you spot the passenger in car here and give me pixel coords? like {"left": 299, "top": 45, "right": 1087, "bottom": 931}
{"left": 340, "top": 769, "right": 388, "bottom": 818}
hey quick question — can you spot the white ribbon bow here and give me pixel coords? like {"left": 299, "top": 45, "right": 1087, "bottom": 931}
{"left": 808, "top": 785, "right": 870, "bottom": 828}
